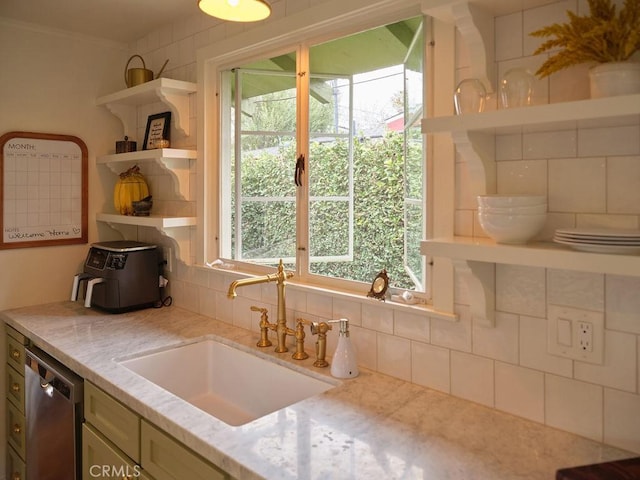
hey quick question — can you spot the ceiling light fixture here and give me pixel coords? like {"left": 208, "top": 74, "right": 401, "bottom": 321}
{"left": 198, "top": 0, "right": 271, "bottom": 22}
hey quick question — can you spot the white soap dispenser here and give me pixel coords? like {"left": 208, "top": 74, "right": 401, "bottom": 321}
{"left": 330, "top": 318, "right": 359, "bottom": 379}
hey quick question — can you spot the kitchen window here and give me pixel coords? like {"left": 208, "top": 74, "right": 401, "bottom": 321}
{"left": 213, "top": 14, "right": 428, "bottom": 294}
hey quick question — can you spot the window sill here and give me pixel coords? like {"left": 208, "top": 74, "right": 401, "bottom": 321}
{"left": 198, "top": 263, "right": 458, "bottom": 322}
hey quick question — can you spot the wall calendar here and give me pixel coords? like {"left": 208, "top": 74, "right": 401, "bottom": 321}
{"left": 0, "top": 131, "right": 88, "bottom": 249}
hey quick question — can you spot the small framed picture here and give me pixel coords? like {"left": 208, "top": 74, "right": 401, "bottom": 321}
{"left": 143, "top": 111, "right": 171, "bottom": 150}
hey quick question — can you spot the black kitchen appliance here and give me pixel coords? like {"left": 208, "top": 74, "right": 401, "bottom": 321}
{"left": 71, "top": 240, "right": 161, "bottom": 312}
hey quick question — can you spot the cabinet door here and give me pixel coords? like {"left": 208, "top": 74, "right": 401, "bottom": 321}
{"left": 6, "top": 364, "right": 25, "bottom": 412}
{"left": 141, "top": 420, "right": 227, "bottom": 480}
{"left": 84, "top": 382, "right": 141, "bottom": 462}
{"left": 83, "top": 423, "right": 141, "bottom": 480}
{"left": 6, "top": 402, "right": 26, "bottom": 460}
{"left": 6, "top": 335, "right": 26, "bottom": 372}
{"left": 6, "top": 444, "right": 26, "bottom": 480}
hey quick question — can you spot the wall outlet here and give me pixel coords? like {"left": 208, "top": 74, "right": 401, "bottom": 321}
{"left": 162, "top": 247, "right": 173, "bottom": 273}
{"left": 547, "top": 305, "right": 604, "bottom": 365}
{"left": 578, "top": 321, "right": 593, "bottom": 352}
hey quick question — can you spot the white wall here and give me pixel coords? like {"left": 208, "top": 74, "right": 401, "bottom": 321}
{"left": 0, "top": 18, "right": 127, "bottom": 478}
{"left": 129, "top": 0, "right": 640, "bottom": 455}
{"left": 0, "top": 19, "right": 127, "bottom": 310}
{"left": 0, "top": 18, "right": 129, "bottom": 478}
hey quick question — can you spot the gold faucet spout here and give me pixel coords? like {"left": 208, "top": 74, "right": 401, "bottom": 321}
{"left": 227, "top": 272, "right": 279, "bottom": 299}
{"left": 227, "top": 260, "right": 294, "bottom": 353}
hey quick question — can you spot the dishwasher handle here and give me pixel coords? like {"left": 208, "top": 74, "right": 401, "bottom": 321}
{"left": 25, "top": 347, "right": 83, "bottom": 404}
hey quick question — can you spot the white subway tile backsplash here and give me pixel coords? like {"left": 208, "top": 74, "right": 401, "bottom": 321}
{"left": 576, "top": 214, "right": 640, "bottom": 230}
{"left": 522, "top": 0, "right": 575, "bottom": 56}
{"left": 454, "top": 209, "right": 474, "bottom": 237}
{"left": 431, "top": 305, "right": 472, "bottom": 352}
{"left": 547, "top": 269, "right": 604, "bottom": 311}
{"left": 411, "top": 341, "right": 450, "bottom": 393}
{"left": 495, "top": 362, "right": 544, "bottom": 423}
{"left": 495, "top": 12, "right": 522, "bottom": 61}
{"left": 231, "top": 296, "right": 255, "bottom": 331}
{"left": 199, "top": 285, "right": 216, "bottom": 319}
{"left": 214, "top": 290, "right": 231, "bottom": 324}
{"left": 545, "top": 374, "right": 603, "bottom": 442}
{"left": 451, "top": 351, "right": 494, "bottom": 407}
{"left": 523, "top": 130, "right": 576, "bottom": 159}
{"left": 287, "top": 288, "right": 307, "bottom": 314}
{"left": 575, "top": 330, "right": 637, "bottom": 393}
{"left": 604, "top": 389, "right": 640, "bottom": 453}
{"left": 606, "top": 275, "right": 640, "bottom": 335}
{"left": 394, "top": 310, "right": 430, "bottom": 343}
{"left": 332, "top": 297, "right": 362, "bottom": 326}
{"left": 306, "top": 292, "right": 333, "bottom": 319}
{"left": 496, "top": 265, "right": 546, "bottom": 318}
{"left": 520, "top": 315, "right": 573, "bottom": 377}
{"left": 181, "top": 280, "right": 199, "bottom": 313}
{"left": 578, "top": 126, "right": 640, "bottom": 157}
{"left": 548, "top": 157, "right": 606, "bottom": 213}
{"left": 455, "top": 162, "right": 476, "bottom": 210}
{"left": 608, "top": 156, "right": 640, "bottom": 214}
{"left": 496, "top": 133, "right": 522, "bottom": 161}
{"left": 377, "top": 333, "right": 411, "bottom": 381}
{"left": 496, "top": 159, "right": 547, "bottom": 195}
{"left": 473, "top": 312, "right": 518, "bottom": 363}
{"left": 361, "top": 303, "right": 393, "bottom": 334}
{"left": 350, "top": 324, "right": 376, "bottom": 371}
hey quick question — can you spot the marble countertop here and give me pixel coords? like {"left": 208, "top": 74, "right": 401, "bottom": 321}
{"left": 1, "top": 301, "right": 633, "bottom": 480}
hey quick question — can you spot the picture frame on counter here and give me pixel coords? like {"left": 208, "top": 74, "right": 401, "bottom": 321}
{"left": 143, "top": 111, "right": 171, "bottom": 150}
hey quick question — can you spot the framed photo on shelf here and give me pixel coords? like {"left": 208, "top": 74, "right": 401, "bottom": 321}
{"left": 143, "top": 111, "right": 171, "bottom": 150}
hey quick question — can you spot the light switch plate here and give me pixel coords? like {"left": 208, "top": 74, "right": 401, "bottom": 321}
{"left": 547, "top": 304, "right": 604, "bottom": 364}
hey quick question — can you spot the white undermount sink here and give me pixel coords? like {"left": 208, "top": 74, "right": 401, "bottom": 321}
{"left": 119, "top": 339, "right": 335, "bottom": 426}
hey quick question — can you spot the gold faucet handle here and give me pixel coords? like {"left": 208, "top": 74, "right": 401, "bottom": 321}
{"left": 292, "top": 318, "right": 310, "bottom": 360}
{"left": 251, "top": 306, "right": 273, "bottom": 348}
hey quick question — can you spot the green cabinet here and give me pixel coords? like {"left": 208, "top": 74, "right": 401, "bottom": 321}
{"left": 141, "top": 420, "right": 227, "bottom": 480}
{"left": 5, "top": 326, "right": 27, "bottom": 480}
{"left": 84, "top": 382, "right": 230, "bottom": 480}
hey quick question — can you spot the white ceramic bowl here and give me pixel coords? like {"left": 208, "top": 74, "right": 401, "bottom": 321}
{"left": 478, "top": 204, "right": 547, "bottom": 215}
{"left": 478, "top": 211, "right": 547, "bottom": 244}
{"left": 477, "top": 194, "right": 546, "bottom": 208}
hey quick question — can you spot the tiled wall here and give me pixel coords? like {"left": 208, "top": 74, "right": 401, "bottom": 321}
{"left": 131, "top": 0, "right": 640, "bottom": 454}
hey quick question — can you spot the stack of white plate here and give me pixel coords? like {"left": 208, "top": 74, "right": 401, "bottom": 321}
{"left": 554, "top": 227, "right": 640, "bottom": 254}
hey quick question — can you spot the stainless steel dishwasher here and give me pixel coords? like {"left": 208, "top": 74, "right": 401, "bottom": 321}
{"left": 25, "top": 346, "right": 83, "bottom": 480}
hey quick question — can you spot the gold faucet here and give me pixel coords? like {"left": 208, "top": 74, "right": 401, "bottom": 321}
{"left": 228, "top": 259, "right": 295, "bottom": 353}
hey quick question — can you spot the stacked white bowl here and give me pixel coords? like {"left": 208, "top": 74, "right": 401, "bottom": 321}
{"left": 477, "top": 195, "right": 547, "bottom": 244}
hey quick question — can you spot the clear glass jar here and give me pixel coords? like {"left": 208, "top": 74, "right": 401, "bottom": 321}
{"left": 453, "top": 78, "right": 486, "bottom": 115}
{"left": 500, "top": 68, "right": 534, "bottom": 108}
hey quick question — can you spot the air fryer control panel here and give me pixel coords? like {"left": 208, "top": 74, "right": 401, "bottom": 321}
{"left": 86, "top": 249, "right": 128, "bottom": 270}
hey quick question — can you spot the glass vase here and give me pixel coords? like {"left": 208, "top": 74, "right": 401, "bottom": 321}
{"left": 453, "top": 78, "right": 486, "bottom": 115}
{"left": 500, "top": 68, "right": 534, "bottom": 108}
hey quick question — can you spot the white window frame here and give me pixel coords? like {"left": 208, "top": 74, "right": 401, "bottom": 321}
{"left": 197, "top": 0, "right": 454, "bottom": 306}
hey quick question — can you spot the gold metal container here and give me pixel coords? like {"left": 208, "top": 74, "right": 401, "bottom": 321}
{"left": 125, "top": 54, "right": 153, "bottom": 87}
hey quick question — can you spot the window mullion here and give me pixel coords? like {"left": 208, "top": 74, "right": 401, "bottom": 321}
{"left": 234, "top": 70, "right": 243, "bottom": 260}
{"left": 296, "top": 44, "right": 310, "bottom": 278}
